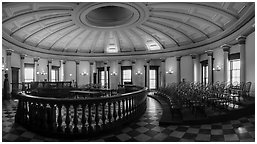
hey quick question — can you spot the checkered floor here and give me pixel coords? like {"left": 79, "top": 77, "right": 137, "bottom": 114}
{"left": 2, "top": 97, "right": 255, "bottom": 142}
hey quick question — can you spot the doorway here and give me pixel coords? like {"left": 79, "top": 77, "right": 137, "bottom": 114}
{"left": 12, "top": 67, "right": 19, "bottom": 93}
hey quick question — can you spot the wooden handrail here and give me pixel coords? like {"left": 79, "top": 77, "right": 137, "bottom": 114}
{"left": 15, "top": 85, "right": 147, "bottom": 138}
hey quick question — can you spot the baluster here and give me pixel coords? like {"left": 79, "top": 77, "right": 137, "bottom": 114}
{"left": 42, "top": 103, "right": 48, "bottom": 131}
{"left": 122, "top": 99, "right": 125, "bottom": 118}
{"left": 23, "top": 101, "right": 28, "bottom": 124}
{"left": 118, "top": 100, "right": 121, "bottom": 120}
{"left": 88, "top": 104, "right": 93, "bottom": 133}
{"left": 95, "top": 103, "right": 100, "bottom": 132}
{"left": 101, "top": 102, "right": 106, "bottom": 129}
{"left": 28, "top": 102, "right": 33, "bottom": 126}
{"left": 126, "top": 98, "right": 129, "bottom": 116}
{"left": 73, "top": 104, "right": 79, "bottom": 133}
{"left": 81, "top": 105, "right": 87, "bottom": 133}
{"left": 35, "top": 103, "right": 40, "bottom": 127}
{"left": 131, "top": 97, "right": 135, "bottom": 114}
{"left": 15, "top": 99, "right": 22, "bottom": 123}
{"left": 48, "top": 104, "right": 56, "bottom": 131}
{"left": 57, "top": 105, "right": 63, "bottom": 132}
{"left": 129, "top": 97, "right": 132, "bottom": 115}
{"left": 65, "top": 105, "right": 70, "bottom": 133}
{"left": 108, "top": 102, "right": 112, "bottom": 124}
{"left": 113, "top": 102, "right": 117, "bottom": 121}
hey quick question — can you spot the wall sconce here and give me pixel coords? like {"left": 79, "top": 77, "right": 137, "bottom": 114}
{"left": 2, "top": 65, "right": 8, "bottom": 71}
{"left": 80, "top": 72, "right": 89, "bottom": 76}
{"left": 69, "top": 74, "right": 72, "bottom": 76}
{"left": 136, "top": 71, "right": 143, "bottom": 75}
{"left": 166, "top": 69, "right": 174, "bottom": 74}
{"left": 110, "top": 72, "right": 117, "bottom": 76}
{"left": 213, "top": 65, "right": 221, "bottom": 71}
{"left": 37, "top": 71, "right": 47, "bottom": 75}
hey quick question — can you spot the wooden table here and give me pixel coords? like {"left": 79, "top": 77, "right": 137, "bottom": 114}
{"left": 69, "top": 90, "right": 100, "bottom": 99}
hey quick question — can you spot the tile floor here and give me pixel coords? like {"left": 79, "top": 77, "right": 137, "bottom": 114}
{"left": 2, "top": 97, "right": 255, "bottom": 142}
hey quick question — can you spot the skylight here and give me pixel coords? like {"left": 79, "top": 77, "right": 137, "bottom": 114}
{"left": 146, "top": 40, "right": 161, "bottom": 51}
{"left": 107, "top": 45, "right": 118, "bottom": 53}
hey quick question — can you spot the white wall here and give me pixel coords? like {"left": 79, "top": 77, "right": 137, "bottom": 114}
{"left": 245, "top": 32, "right": 255, "bottom": 96}
{"left": 181, "top": 56, "right": 193, "bottom": 82}
{"left": 165, "top": 57, "right": 176, "bottom": 85}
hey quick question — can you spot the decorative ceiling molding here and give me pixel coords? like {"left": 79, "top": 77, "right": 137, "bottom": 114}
{"left": 2, "top": 2, "right": 254, "bottom": 60}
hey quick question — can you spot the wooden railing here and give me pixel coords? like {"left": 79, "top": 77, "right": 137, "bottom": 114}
{"left": 15, "top": 86, "right": 147, "bottom": 138}
{"left": 21, "top": 81, "right": 72, "bottom": 93}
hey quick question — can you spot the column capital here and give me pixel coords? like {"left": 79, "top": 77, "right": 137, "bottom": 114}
{"left": 161, "top": 59, "right": 166, "bottom": 62}
{"left": 236, "top": 36, "right": 246, "bottom": 44}
{"left": 132, "top": 61, "right": 136, "bottom": 65}
{"left": 90, "top": 62, "right": 94, "bottom": 65}
{"left": 62, "top": 60, "right": 66, "bottom": 64}
{"left": 75, "top": 60, "right": 80, "bottom": 65}
{"left": 20, "top": 54, "right": 27, "bottom": 60}
{"left": 190, "top": 54, "right": 197, "bottom": 59}
{"left": 48, "top": 59, "right": 52, "bottom": 63}
{"left": 206, "top": 50, "right": 213, "bottom": 56}
{"left": 104, "top": 62, "right": 107, "bottom": 65}
{"left": 33, "top": 57, "right": 40, "bottom": 62}
{"left": 118, "top": 61, "right": 122, "bottom": 65}
{"left": 6, "top": 49, "right": 14, "bottom": 56}
{"left": 221, "top": 44, "right": 231, "bottom": 52}
{"left": 176, "top": 56, "right": 181, "bottom": 61}
{"left": 146, "top": 59, "right": 151, "bottom": 63}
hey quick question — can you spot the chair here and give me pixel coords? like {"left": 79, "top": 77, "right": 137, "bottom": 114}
{"left": 242, "top": 82, "right": 252, "bottom": 100}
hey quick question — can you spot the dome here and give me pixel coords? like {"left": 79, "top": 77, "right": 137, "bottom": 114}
{"left": 2, "top": 2, "right": 255, "bottom": 60}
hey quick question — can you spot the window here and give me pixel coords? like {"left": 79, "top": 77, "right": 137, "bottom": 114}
{"left": 230, "top": 60, "right": 240, "bottom": 84}
{"left": 121, "top": 66, "right": 132, "bottom": 85}
{"left": 51, "top": 66, "right": 59, "bottom": 82}
{"left": 149, "top": 69, "right": 157, "bottom": 89}
{"left": 98, "top": 67, "right": 109, "bottom": 88}
{"left": 24, "top": 64, "right": 34, "bottom": 82}
{"left": 201, "top": 61, "right": 208, "bottom": 85}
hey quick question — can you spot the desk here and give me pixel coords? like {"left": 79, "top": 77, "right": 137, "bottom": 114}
{"left": 70, "top": 90, "right": 100, "bottom": 99}
{"left": 90, "top": 88, "right": 116, "bottom": 96}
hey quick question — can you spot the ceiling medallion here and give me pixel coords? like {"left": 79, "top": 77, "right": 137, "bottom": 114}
{"left": 74, "top": 3, "right": 149, "bottom": 29}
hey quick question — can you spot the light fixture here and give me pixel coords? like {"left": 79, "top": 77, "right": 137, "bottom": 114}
{"left": 80, "top": 72, "right": 89, "bottom": 76}
{"left": 166, "top": 69, "right": 174, "bottom": 74}
{"left": 110, "top": 72, "right": 117, "bottom": 76}
{"left": 69, "top": 74, "right": 72, "bottom": 76}
{"left": 213, "top": 65, "right": 221, "bottom": 71}
{"left": 37, "top": 71, "right": 47, "bottom": 75}
{"left": 136, "top": 71, "right": 143, "bottom": 75}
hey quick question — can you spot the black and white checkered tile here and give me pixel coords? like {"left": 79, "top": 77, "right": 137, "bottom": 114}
{"left": 2, "top": 97, "right": 255, "bottom": 142}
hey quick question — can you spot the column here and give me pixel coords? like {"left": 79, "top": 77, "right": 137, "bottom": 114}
{"left": 118, "top": 61, "right": 122, "bottom": 85}
{"left": 63, "top": 60, "right": 66, "bottom": 81}
{"left": 75, "top": 61, "right": 80, "bottom": 87}
{"left": 191, "top": 54, "right": 197, "bottom": 83}
{"left": 90, "top": 62, "right": 94, "bottom": 84}
{"left": 146, "top": 60, "right": 150, "bottom": 89}
{"left": 6, "top": 49, "right": 13, "bottom": 93}
{"left": 104, "top": 62, "right": 108, "bottom": 88}
{"left": 206, "top": 50, "right": 213, "bottom": 84}
{"left": 33, "top": 57, "right": 39, "bottom": 81}
{"left": 48, "top": 59, "right": 52, "bottom": 82}
{"left": 236, "top": 36, "right": 246, "bottom": 83}
{"left": 176, "top": 56, "right": 181, "bottom": 83}
{"left": 132, "top": 61, "right": 135, "bottom": 85}
{"left": 221, "top": 44, "right": 230, "bottom": 83}
{"left": 20, "top": 54, "right": 26, "bottom": 82}
{"left": 161, "top": 59, "right": 166, "bottom": 87}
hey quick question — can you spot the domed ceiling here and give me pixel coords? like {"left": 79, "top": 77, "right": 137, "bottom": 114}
{"left": 2, "top": 2, "right": 255, "bottom": 58}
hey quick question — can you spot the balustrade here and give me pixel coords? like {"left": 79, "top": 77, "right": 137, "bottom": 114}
{"left": 15, "top": 86, "right": 146, "bottom": 138}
